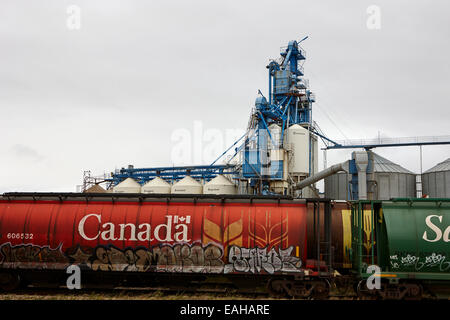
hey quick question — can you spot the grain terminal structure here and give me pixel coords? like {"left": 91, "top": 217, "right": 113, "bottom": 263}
{"left": 80, "top": 39, "right": 450, "bottom": 200}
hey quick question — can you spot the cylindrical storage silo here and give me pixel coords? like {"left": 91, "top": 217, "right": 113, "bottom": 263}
{"left": 113, "top": 177, "right": 141, "bottom": 193}
{"left": 203, "top": 175, "right": 237, "bottom": 195}
{"left": 422, "top": 158, "right": 450, "bottom": 198}
{"left": 285, "top": 124, "right": 310, "bottom": 175}
{"left": 324, "top": 171, "right": 351, "bottom": 200}
{"left": 325, "top": 152, "right": 416, "bottom": 200}
{"left": 171, "top": 176, "right": 203, "bottom": 194}
{"left": 141, "top": 177, "right": 171, "bottom": 194}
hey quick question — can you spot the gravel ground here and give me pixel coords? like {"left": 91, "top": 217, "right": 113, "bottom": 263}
{"left": 0, "top": 286, "right": 361, "bottom": 300}
{"left": 0, "top": 288, "right": 284, "bottom": 300}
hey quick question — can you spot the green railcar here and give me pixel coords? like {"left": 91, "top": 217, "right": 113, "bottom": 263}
{"left": 350, "top": 198, "right": 450, "bottom": 299}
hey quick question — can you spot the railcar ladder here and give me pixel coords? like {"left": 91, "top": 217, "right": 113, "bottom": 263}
{"left": 351, "top": 201, "right": 377, "bottom": 275}
{"left": 310, "top": 199, "right": 333, "bottom": 277}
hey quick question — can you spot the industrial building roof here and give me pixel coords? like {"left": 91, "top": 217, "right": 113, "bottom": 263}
{"left": 424, "top": 158, "right": 450, "bottom": 173}
{"left": 371, "top": 152, "right": 415, "bottom": 174}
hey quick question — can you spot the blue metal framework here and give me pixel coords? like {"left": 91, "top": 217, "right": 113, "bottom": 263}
{"left": 109, "top": 165, "right": 237, "bottom": 186}
{"left": 257, "top": 40, "right": 315, "bottom": 134}
{"left": 243, "top": 38, "right": 315, "bottom": 182}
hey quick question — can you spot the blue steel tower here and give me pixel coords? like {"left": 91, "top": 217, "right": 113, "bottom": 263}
{"left": 242, "top": 38, "right": 316, "bottom": 194}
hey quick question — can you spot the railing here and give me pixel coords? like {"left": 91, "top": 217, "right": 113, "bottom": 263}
{"left": 327, "top": 135, "right": 450, "bottom": 149}
{"left": 298, "top": 45, "right": 306, "bottom": 58}
{"left": 296, "top": 78, "right": 309, "bottom": 89}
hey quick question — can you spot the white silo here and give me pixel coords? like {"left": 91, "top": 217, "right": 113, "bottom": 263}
{"left": 141, "top": 177, "right": 171, "bottom": 194}
{"left": 203, "top": 175, "right": 237, "bottom": 194}
{"left": 284, "top": 124, "right": 319, "bottom": 197}
{"left": 171, "top": 176, "right": 203, "bottom": 194}
{"left": 285, "top": 124, "right": 310, "bottom": 175}
{"left": 113, "top": 178, "right": 141, "bottom": 193}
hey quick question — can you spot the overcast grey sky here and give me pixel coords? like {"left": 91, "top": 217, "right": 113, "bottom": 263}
{"left": 1, "top": 0, "right": 449, "bottom": 192}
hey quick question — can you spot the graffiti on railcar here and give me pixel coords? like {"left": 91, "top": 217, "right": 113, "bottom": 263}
{"left": 390, "top": 252, "right": 450, "bottom": 271}
{"left": 68, "top": 243, "right": 225, "bottom": 273}
{"left": 0, "top": 243, "right": 69, "bottom": 269}
{"left": 0, "top": 242, "right": 303, "bottom": 274}
{"left": 224, "top": 245, "right": 302, "bottom": 274}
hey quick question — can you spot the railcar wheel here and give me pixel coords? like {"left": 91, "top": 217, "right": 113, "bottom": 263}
{"left": 356, "top": 280, "right": 378, "bottom": 300}
{"left": 404, "top": 284, "right": 423, "bottom": 300}
{"left": 267, "top": 279, "right": 288, "bottom": 298}
{"left": 311, "top": 281, "right": 330, "bottom": 300}
{"left": 0, "top": 272, "right": 21, "bottom": 291}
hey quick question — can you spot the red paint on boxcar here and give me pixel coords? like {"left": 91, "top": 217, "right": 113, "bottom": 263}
{"left": 0, "top": 198, "right": 308, "bottom": 275}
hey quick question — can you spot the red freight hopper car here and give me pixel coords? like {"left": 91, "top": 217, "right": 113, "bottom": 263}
{"left": 0, "top": 193, "right": 332, "bottom": 297}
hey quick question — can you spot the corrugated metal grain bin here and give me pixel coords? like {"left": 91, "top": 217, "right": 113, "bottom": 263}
{"left": 325, "top": 152, "right": 416, "bottom": 200}
{"left": 324, "top": 171, "right": 350, "bottom": 200}
{"left": 422, "top": 158, "right": 450, "bottom": 198}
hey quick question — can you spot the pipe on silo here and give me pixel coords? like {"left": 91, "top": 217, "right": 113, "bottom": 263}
{"left": 294, "top": 160, "right": 350, "bottom": 190}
